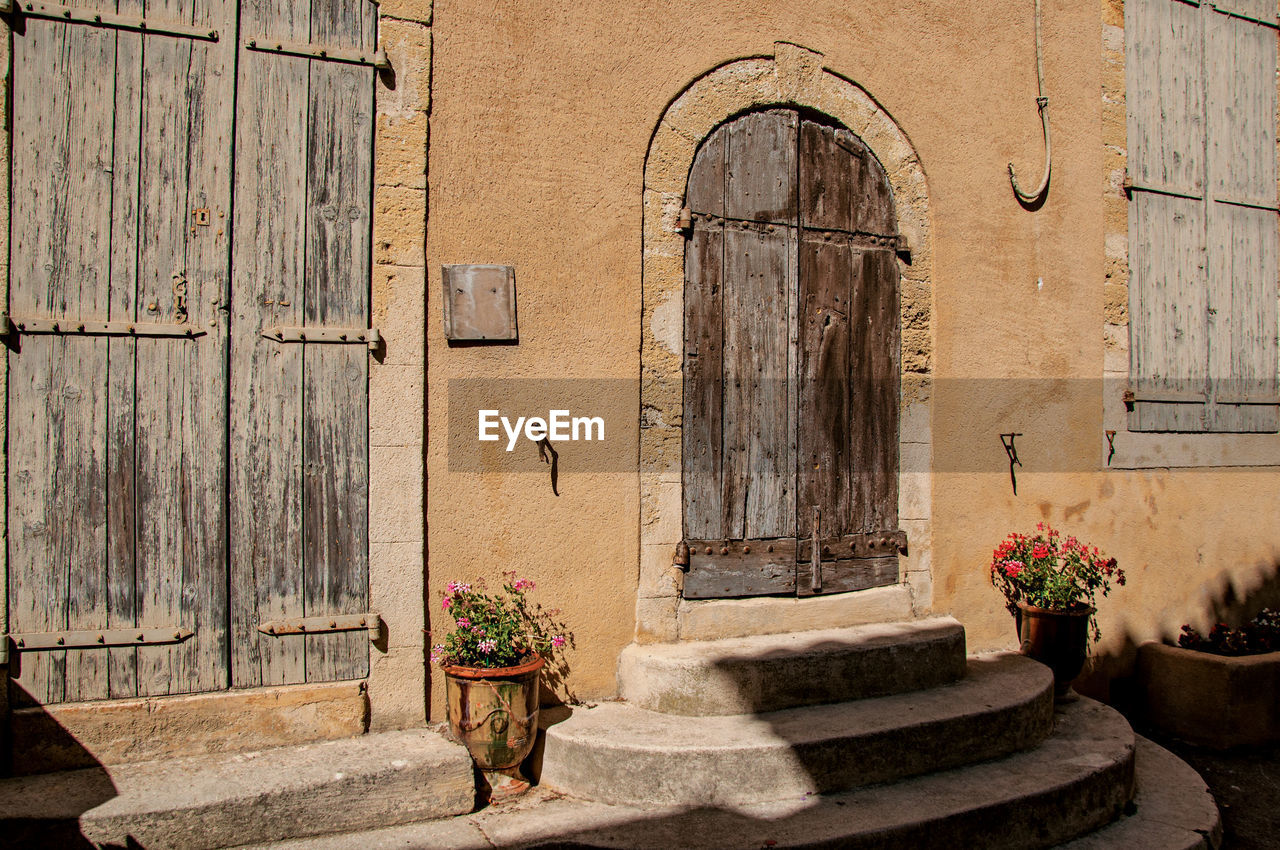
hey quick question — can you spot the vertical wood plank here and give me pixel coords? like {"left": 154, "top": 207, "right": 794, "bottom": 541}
{"left": 850, "top": 249, "right": 901, "bottom": 533}
{"left": 133, "top": 0, "right": 233, "bottom": 697}
{"left": 8, "top": 18, "right": 112, "bottom": 701}
{"left": 8, "top": 17, "right": 114, "bottom": 704}
{"left": 682, "top": 222, "right": 724, "bottom": 539}
{"left": 231, "top": 0, "right": 312, "bottom": 687}
{"left": 105, "top": 6, "right": 143, "bottom": 700}
{"left": 725, "top": 110, "right": 797, "bottom": 225}
{"left": 796, "top": 237, "right": 852, "bottom": 537}
{"left": 799, "top": 122, "right": 853, "bottom": 233}
{"left": 302, "top": 0, "right": 374, "bottom": 682}
{"left": 722, "top": 225, "right": 793, "bottom": 539}
{"left": 683, "top": 126, "right": 726, "bottom": 540}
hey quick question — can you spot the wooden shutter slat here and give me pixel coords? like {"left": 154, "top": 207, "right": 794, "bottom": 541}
{"left": 1129, "top": 192, "right": 1211, "bottom": 431}
{"left": 1207, "top": 203, "right": 1280, "bottom": 431}
{"left": 1207, "top": 9, "right": 1277, "bottom": 204}
{"left": 1127, "top": 0, "right": 1204, "bottom": 195}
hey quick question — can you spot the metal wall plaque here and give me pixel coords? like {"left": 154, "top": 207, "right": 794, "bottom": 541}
{"left": 441, "top": 264, "right": 517, "bottom": 341}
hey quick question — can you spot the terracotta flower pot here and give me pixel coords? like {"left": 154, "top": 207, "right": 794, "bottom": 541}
{"left": 443, "top": 655, "right": 544, "bottom": 798}
{"left": 1017, "top": 601, "right": 1094, "bottom": 698}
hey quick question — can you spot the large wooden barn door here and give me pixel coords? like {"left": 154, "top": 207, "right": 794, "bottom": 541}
{"left": 6, "top": 0, "right": 376, "bottom": 703}
{"left": 6, "top": 0, "right": 237, "bottom": 703}
{"left": 682, "top": 110, "right": 904, "bottom": 600}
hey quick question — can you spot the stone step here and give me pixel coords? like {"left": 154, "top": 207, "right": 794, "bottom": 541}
{"left": 542, "top": 652, "right": 1053, "bottom": 807}
{"left": 250, "top": 696, "right": 1171, "bottom": 850}
{"left": 618, "top": 616, "right": 967, "bottom": 716}
{"left": 0, "top": 729, "right": 475, "bottom": 850}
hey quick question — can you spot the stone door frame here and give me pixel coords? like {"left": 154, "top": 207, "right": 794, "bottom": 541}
{"left": 637, "top": 43, "right": 936, "bottom": 643}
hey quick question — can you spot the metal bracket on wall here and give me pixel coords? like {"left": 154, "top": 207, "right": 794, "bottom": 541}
{"left": 7, "top": 2, "right": 219, "bottom": 40}
{"left": 257, "top": 613, "right": 382, "bottom": 639}
{"left": 5, "top": 315, "right": 205, "bottom": 338}
{"left": 244, "top": 37, "right": 390, "bottom": 70}
{"left": 261, "top": 326, "right": 381, "bottom": 351}
{"left": 8, "top": 627, "right": 194, "bottom": 651}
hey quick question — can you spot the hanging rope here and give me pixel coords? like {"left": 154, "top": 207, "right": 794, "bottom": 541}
{"left": 1009, "top": 0, "right": 1052, "bottom": 204}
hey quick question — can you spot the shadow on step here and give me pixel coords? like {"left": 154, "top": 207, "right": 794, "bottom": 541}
{"left": 2, "top": 674, "right": 120, "bottom": 849}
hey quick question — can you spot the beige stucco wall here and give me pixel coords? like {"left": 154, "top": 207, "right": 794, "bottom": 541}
{"left": 421, "top": 0, "right": 1280, "bottom": 719}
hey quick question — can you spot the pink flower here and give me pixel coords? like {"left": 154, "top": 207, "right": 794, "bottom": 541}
{"left": 471, "top": 626, "right": 485, "bottom": 635}
{"left": 455, "top": 617, "right": 471, "bottom": 629}
{"left": 477, "top": 640, "right": 496, "bottom": 654}
{"left": 513, "top": 578, "right": 535, "bottom": 591}
{"left": 1003, "top": 560, "right": 1025, "bottom": 578}
{"left": 1032, "top": 543, "right": 1051, "bottom": 559}
{"left": 446, "top": 581, "right": 471, "bottom": 594}
{"left": 430, "top": 644, "right": 446, "bottom": 664}
{"left": 551, "top": 635, "right": 565, "bottom": 648}
{"left": 441, "top": 596, "right": 452, "bottom": 611}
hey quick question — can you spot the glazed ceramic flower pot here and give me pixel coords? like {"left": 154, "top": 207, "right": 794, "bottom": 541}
{"left": 443, "top": 655, "right": 544, "bottom": 798}
{"left": 1017, "top": 602, "right": 1093, "bottom": 698}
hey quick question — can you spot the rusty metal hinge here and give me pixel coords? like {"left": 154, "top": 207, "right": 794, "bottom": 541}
{"left": 257, "top": 613, "right": 382, "bottom": 638}
{"left": 6, "top": 315, "right": 205, "bottom": 338}
{"left": 261, "top": 325, "right": 381, "bottom": 350}
{"left": 244, "top": 37, "right": 390, "bottom": 70}
{"left": 8, "top": 627, "right": 193, "bottom": 651}
{"left": 8, "top": 2, "right": 219, "bottom": 40}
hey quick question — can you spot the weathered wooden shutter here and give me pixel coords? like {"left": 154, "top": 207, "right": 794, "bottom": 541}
{"left": 7, "top": 0, "right": 236, "bottom": 703}
{"left": 681, "top": 110, "right": 902, "bottom": 600}
{"left": 1127, "top": 0, "right": 1279, "bottom": 432}
{"left": 229, "top": 0, "right": 376, "bottom": 686}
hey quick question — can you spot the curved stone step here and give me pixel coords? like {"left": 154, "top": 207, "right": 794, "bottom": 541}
{"left": 618, "top": 617, "right": 966, "bottom": 716}
{"left": 542, "top": 652, "right": 1053, "bottom": 807}
{"left": 1056, "top": 735, "right": 1221, "bottom": 849}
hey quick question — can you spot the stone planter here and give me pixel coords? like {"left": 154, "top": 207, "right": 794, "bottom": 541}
{"left": 1137, "top": 641, "right": 1280, "bottom": 749}
{"left": 443, "top": 655, "right": 544, "bottom": 799}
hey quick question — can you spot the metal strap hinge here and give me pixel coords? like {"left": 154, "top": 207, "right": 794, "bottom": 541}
{"left": 257, "top": 613, "right": 382, "bottom": 638}
{"left": 8, "top": 627, "right": 193, "bottom": 651}
{"left": 261, "top": 326, "right": 381, "bottom": 350}
{"left": 244, "top": 37, "right": 390, "bottom": 70}
{"left": 9, "top": 2, "right": 219, "bottom": 40}
{"left": 5, "top": 315, "right": 206, "bottom": 338}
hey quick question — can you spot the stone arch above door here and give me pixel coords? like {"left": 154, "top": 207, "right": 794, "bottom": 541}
{"left": 638, "top": 43, "right": 934, "bottom": 644}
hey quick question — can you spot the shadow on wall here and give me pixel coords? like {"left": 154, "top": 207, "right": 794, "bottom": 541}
{"left": 1, "top": 672, "right": 120, "bottom": 849}
{"left": 1077, "top": 557, "right": 1280, "bottom": 715}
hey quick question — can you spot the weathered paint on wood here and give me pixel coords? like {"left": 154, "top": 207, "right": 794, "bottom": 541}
{"left": 8, "top": 0, "right": 235, "bottom": 704}
{"left": 1127, "top": 0, "right": 1279, "bottom": 432}
{"left": 301, "top": 0, "right": 375, "bottom": 683}
{"left": 681, "top": 110, "right": 902, "bottom": 600}
{"left": 10, "top": 0, "right": 374, "bottom": 704}
{"left": 231, "top": 0, "right": 374, "bottom": 687}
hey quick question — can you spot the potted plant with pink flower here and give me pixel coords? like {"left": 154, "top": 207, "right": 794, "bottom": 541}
{"left": 430, "top": 573, "right": 572, "bottom": 799}
{"left": 990, "top": 523, "right": 1125, "bottom": 697}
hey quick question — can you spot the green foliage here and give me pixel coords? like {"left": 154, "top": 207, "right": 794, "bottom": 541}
{"left": 430, "top": 573, "right": 573, "bottom": 670}
{"left": 990, "top": 523, "right": 1126, "bottom": 641}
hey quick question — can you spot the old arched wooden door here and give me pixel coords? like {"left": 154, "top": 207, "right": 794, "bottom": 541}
{"left": 681, "top": 109, "right": 905, "bottom": 599}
